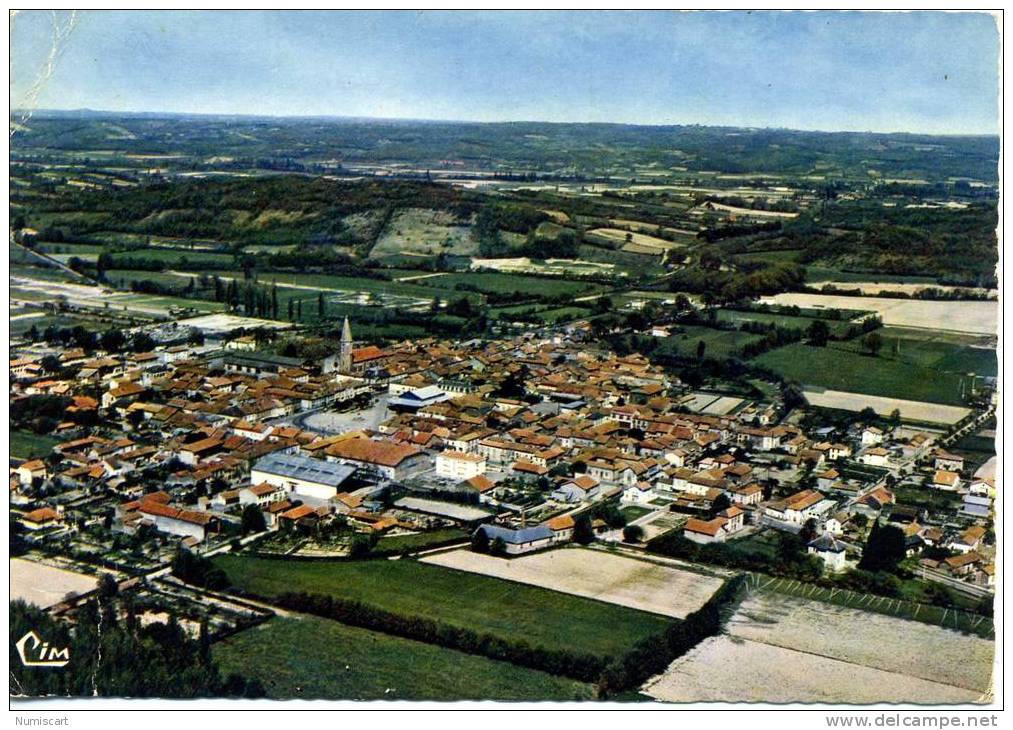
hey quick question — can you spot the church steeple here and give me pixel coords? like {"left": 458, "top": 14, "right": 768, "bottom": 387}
{"left": 339, "top": 317, "right": 353, "bottom": 374}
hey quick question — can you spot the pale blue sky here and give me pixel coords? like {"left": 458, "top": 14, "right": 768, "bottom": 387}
{"left": 10, "top": 10, "right": 1001, "bottom": 134}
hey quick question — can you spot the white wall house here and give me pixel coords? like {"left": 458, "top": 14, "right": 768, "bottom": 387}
{"left": 436, "top": 451, "right": 487, "bottom": 480}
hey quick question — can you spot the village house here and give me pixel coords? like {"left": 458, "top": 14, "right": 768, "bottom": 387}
{"left": 764, "top": 489, "right": 829, "bottom": 526}
{"left": 950, "top": 525, "right": 987, "bottom": 554}
{"left": 551, "top": 475, "right": 602, "bottom": 503}
{"left": 545, "top": 514, "right": 575, "bottom": 543}
{"left": 135, "top": 501, "right": 216, "bottom": 542}
{"left": 16, "top": 459, "right": 48, "bottom": 486}
{"left": 729, "top": 482, "right": 764, "bottom": 506}
{"left": 683, "top": 516, "right": 731, "bottom": 544}
{"left": 807, "top": 533, "right": 847, "bottom": 572}
{"left": 325, "top": 437, "right": 429, "bottom": 480}
{"left": 718, "top": 505, "right": 745, "bottom": 533}
{"left": 620, "top": 480, "right": 655, "bottom": 505}
{"left": 933, "top": 451, "right": 965, "bottom": 472}
{"left": 932, "top": 470, "right": 962, "bottom": 492}
{"left": 943, "top": 551, "right": 982, "bottom": 578}
{"left": 861, "top": 426, "right": 884, "bottom": 446}
{"left": 474, "top": 524, "right": 554, "bottom": 555}
{"left": 860, "top": 447, "right": 890, "bottom": 467}
{"left": 239, "top": 482, "right": 287, "bottom": 507}
{"left": 435, "top": 451, "right": 487, "bottom": 480}
{"left": 20, "top": 506, "right": 62, "bottom": 531}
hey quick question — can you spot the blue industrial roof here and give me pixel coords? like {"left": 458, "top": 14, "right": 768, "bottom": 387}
{"left": 252, "top": 452, "right": 356, "bottom": 488}
{"left": 477, "top": 524, "right": 553, "bottom": 544}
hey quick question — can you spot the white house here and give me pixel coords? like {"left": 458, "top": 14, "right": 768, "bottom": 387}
{"left": 17, "top": 460, "right": 48, "bottom": 486}
{"left": 765, "top": 489, "right": 828, "bottom": 526}
{"left": 950, "top": 525, "right": 986, "bottom": 554}
{"left": 551, "top": 475, "right": 601, "bottom": 503}
{"left": 137, "top": 502, "right": 214, "bottom": 542}
{"left": 932, "top": 470, "right": 961, "bottom": 492}
{"left": 436, "top": 451, "right": 487, "bottom": 481}
{"left": 239, "top": 482, "right": 287, "bottom": 507}
{"left": 683, "top": 517, "right": 730, "bottom": 544}
{"left": 860, "top": 447, "right": 890, "bottom": 467}
{"left": 808, "top": 533, "right": 847, "bottom": 572}
{"left": 933, "top": 451, "right": 965, "bottom": 472}
{"left": 717, "top": 505, "right": 745, "bottom": 533}
{"left": 620, "top": 481, "right": 655, "bottom": 505}
{"left": 861, "top": 426, "right": 884, "bottom": 446}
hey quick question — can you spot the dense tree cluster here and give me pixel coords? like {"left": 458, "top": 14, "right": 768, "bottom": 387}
{"left": 9, "top": 600, "right": 262, "bottom": 698}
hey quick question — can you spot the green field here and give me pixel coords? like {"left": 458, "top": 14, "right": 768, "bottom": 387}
{"left": 804, "top": 267, "right": 942, "bottom": 285}
{"left": 199, "top": 270, "right": 482, "bottom": 304}
{"left": 215, "top": 555, "right": 671, "bottom": 658}
{"left": 9, "top": 263, "right": 81, "bottom": 283}
{"left": 754, "top": 343, "right": 966, "bottom": 405}
{"left": 215, "top": 616, "right": 595, "bottom": 701}
{"left": 106, "top": 248, "right": 234, "bottom": 267}
{"left": 715, "top": 308, "right": 859, "bottom": 337}
{"left": 11, "top": 430, "right": 60, "bottom": 459}
{"left": 491, "top": 304, "right": 593, "bottom": 324}
{"left": 659, "top": 324, "right": 765, "bottom": 359}
{"left": 11, "top": 311, "right": 115, "bottom": 336}
{"left": 417, "top": 272, "right": 600, "bottom": 298}
{"left": 873, "top": 328, "right": 997, "bottom": 377}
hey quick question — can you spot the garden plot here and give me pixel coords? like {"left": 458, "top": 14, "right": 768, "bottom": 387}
{"left": 643, "top": 590, "right": 993, "bottom": 704}
{"left": 421, "top": 547, "right": 722, "bottom": 618}
{"left": 637, "top": 511, "right": 686, "bottom": 541}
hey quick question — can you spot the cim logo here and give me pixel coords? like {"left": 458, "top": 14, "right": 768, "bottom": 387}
{"left": 15, "top": 631, "right": 70, "bottom": 668}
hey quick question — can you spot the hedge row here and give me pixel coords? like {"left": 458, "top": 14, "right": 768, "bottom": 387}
{"left": 230, "top": 573, "right": 744, "bottom": 698}
{"left": 596, "top": 574, "right": 745, "bottom": 697}
{"left": 260, "top": 590, "right": 607, "bottom": 683}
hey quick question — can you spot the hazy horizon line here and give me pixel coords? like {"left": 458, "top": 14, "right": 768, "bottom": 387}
{"left": 13, "top": 107, "right": 1000, "bottom": 139}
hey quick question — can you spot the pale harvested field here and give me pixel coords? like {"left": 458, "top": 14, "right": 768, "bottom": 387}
{"left": 729, "top": 593, "right": 993, "bottom": 693}
{"left": 804, "top": 388, "right": 971, "bottom": 425}
{"left": 609, "top": 219, "right": 697, "bottom": 237}
{"left": 815, "top": 280, "right": 997, "bottom": 298}
{"left": 588, "top": 228, "right": 684, "bottom": 251}
{"left": 421, "top": 547, "right": 722, "bottom": 618}
{"left": 762, "top": 293, "right": 997, "bottom": 335}
{"left": 693, "top": 202, "right": 799, "bottom": 219}
{"left": 643, "top": 591, "right": 993, "bottom": 704}
{"left": 177, "top": 313, "right": 293, "bottom": 334}
{"left": 11, "top": 558, "right": 100, "bottom": 608}
{"left": 644, "top": 636, "right": 984, "bottom": 704}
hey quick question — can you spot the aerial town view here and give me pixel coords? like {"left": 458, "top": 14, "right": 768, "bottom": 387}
{"left": 9, "top": 10, "right": 1000, "bottom": 713}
